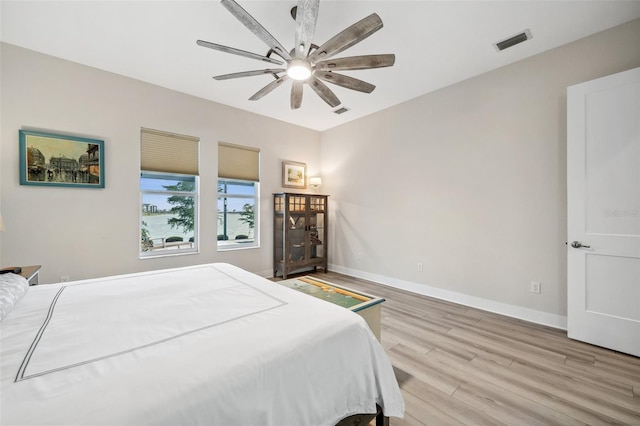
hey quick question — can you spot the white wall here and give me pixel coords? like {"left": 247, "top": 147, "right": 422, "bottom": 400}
{"left": 0, "top": 43, "right": 321, "bottom": 283}
{"left": 321, "top": 18, "right": 640, "bottom": 328}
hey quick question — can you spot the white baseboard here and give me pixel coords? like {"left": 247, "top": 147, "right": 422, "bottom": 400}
{"left": 329, "top": 264, "right": 567, "bottom": 330}
{"left": 255, "top": 268, "right": 274, "bottom": 279}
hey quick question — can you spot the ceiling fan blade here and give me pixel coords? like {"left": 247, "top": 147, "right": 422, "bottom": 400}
{"left": 197, "top": 40, "right": 284, "bottom": 65}
{"left": 315, "top": 54, "right": 395, "bottom": 71}
{"left": 249, "top": 75, "right": 289, "bottom": 101}
{"left": 294, "top": 0, "right": 320, "bottom": 58}
{"left": 314, "top": 71, "right": 375, "bottom": 93}
{"left": 291, "top": 81, "right": 304, "bottom": 109}
{"left": 308, "top": 76, "right": 341, "bottom": 108}
{"left": 213, "top": 69, "right": 285, "bottom": 80}
{"left": 221, "top": 0, "right": 292, "bottom": 61}
{"left": 308, "top": 13, "right": 383, "bottom": 62}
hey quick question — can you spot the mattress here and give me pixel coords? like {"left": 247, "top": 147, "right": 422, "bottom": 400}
{"left": 0, "top": 263, "right": 403, "bottom": 425}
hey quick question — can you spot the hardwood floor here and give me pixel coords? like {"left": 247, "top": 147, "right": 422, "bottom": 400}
{"left": 301, "top": 271, "right": 640, "bottom": 425}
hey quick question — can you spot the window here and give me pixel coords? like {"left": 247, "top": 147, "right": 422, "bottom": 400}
{"left": 141, "top": 173, "right": 198, "bottom": 256}
{"left": 217, "top": 179, "right": 258, "bottom": 249}
{"left": 218, "top": 142, "right": 260, "bottom": 250}
{"left": 140, "top": 128, "right": 199, "bottom": 257}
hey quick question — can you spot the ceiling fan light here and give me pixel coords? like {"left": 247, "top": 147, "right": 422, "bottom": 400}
{"left": 287, "top": 59, "right": 312, "bottom": 80}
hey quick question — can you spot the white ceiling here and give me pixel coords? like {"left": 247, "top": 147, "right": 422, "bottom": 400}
{"left": 2, "top": 1, "right": 640, "bottom": 131}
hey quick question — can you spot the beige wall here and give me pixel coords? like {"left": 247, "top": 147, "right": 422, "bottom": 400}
{"left": 2, "top": 18, "right": 639, "bottom": 327}
{"left": 321, "top": 18, "right": 640, "bottom": 327}
{"left": 0, "top": 43, "right": 321, "bottom": 283}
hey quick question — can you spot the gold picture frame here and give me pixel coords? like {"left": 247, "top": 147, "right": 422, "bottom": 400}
{"left": 282, "top": 160, "right": 306, "bottom": 189}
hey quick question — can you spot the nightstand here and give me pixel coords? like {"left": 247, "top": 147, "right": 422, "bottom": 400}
{"left": 20, "top": 265, "right": 41, "bottom": 286}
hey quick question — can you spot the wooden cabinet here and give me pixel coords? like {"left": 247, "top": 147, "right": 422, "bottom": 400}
{"left": 274, "top": 193, "right": 328, "bottom": 279}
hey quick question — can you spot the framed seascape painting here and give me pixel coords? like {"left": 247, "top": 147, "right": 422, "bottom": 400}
{"left": 282, "top": 160, "right": 306, "bottom": 189}
{"left": 19, "top": 130, "right": 105, "bottom": 188}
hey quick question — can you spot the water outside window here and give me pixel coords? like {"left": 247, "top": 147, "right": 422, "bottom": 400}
{"left": 140, "top": 173, "right": 197, "bottom": 254}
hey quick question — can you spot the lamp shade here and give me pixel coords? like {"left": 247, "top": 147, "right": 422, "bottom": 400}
{"left": 309, "top": 177, "right": 322, "bottom": 187}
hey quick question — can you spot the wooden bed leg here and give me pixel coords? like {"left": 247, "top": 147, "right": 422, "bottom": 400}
{"left": 375, "top": 405, "right": 389, "bottom": 426}
{"left": 334, "top": 405, "right": 387, "bottom": 426}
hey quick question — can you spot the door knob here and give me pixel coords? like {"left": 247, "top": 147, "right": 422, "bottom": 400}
{"left": 571, "top": 241, "right": 591, "bottom": 249}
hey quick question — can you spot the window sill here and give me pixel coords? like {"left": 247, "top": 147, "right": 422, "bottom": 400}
{"left": 217, "top": 241, "right": 259, "bottom": 252}
{"left": 139, "top": 248, "right": 199, "bottom": 259}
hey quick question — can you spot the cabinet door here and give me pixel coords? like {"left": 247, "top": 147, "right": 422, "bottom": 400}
{"left": 308, "top": 212, "right": 323, "bottom": 260}
{"left": 308, "top": 196, "right": 326, "bottom": 263}
{"left": 288, "top": 213, "right": 307, "bottom": 263}
{"left": 274, "top": 209, "right": 284, "bottom": 269}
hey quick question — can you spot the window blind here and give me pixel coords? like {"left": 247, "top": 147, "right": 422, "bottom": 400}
{"left": 218, "top": 142, "right": 260, "bottom": 182}
{"left": 141, "top": 128, "right": 199, "bottom": 175}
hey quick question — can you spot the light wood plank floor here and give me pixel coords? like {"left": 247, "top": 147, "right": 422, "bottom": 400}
{"left": 298, "top": 271, "right": 640, "bottom": 425}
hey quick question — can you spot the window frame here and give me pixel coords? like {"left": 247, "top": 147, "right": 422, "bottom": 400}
{"left": 140, "top": 171, "right": 199, "bottom": 258}
{"left": 217, "top": 178, "right": 260, "bottom": 251}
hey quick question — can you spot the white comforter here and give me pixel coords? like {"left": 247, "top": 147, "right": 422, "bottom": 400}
{"left": 1, "top": 263, "right": 403, "bottom": 425}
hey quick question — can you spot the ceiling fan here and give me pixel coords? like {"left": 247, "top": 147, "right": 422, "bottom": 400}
{"left": 197, "top": 0, "right": 395, "bottom": 110}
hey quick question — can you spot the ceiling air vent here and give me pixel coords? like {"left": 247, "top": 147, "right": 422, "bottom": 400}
{"left": 494, "top": 29, "right": 532, "bottom": 51}
{"left": 334, "top": 107, "right": 350, "bottom": 115}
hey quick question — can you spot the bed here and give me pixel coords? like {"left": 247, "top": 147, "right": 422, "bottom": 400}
{"left": 0, "top": 263, "right": 404, "bottom": 425}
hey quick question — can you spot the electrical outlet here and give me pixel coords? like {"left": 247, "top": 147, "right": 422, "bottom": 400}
{"left": 530, "top": 281, "right": 541, "bottom": 294}
{"left": 60, "top": 275, "right": 70, "bottom": 283}
{"left": 417, "top": 262, "right": 423, "bottom": 272}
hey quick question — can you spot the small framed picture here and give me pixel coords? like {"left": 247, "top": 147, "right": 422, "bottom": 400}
{"left": 19, "top": 129, "right": 105, "bottom": 188}
{"left": 282, "top": 160, "right": 307, "bottom": 189}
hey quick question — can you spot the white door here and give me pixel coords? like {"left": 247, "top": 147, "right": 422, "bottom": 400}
{"left": 567, "top": 67, "right": 640, "bottom": 357}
